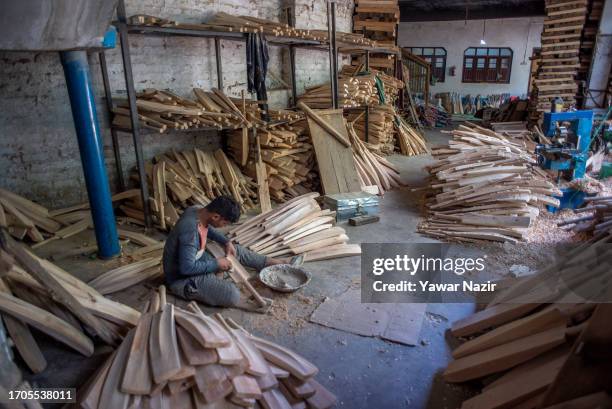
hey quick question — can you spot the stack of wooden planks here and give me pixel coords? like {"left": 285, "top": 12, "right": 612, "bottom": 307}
{"left": 132, "top": 148, "right": 258, "bottom": 230}
{"left": 347, "top": 122, "right": 403, "bottom": 196}
{"left": 345, "top": 106, "right": 427, "bottom": 157}
{"left": 394, "top": 115, "right": 429, "bottom": 157}
{"left": 89, "top": 230, "right": 164, "bottom": 295}
{"left": 231, "top": 122, "right": 320, "bottom": 203}
{"left": 0, "top": 232, "right": 141, "bottom": 374}
{"left": 444, "top": 240, "right": 612, "bottom": 409}
{"left": 576, "top": 0, "right": 604, "bottom": 106}
{"left": 129, "top": 13, "right": 395, "bottom": 52}
{"left": 351, "top": 0, "right": 400, "bottom": 71}
{"left": 346, "top": 105, "right": 396, "bottom": 153}
{"left": 418, "top": 123, "right": 561, "bottom": 243}
{"left": 112, "top": 87, "right": 265, "bottom": 133}
{"left": 558, "top": 194, "right": 612, "bottom": 236}
{"left": 530, "top": 0, "right": 588, "bottom": 117}
{"left": 0, "top": 187, "right": 145, "bottom": 247}
{"left": 78, "top": 288, "right": 337, "bottom": 409}
{"left": 229, "top": 193, "right": 361, "bottom": 262}
{"left": 299, "top": 66, "right": 403, "bottom": 109}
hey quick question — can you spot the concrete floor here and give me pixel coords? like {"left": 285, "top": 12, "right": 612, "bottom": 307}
{"left": 22, "top": 128, "right": 494, "bottom": 409}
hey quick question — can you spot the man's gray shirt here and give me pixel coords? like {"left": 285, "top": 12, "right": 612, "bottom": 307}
{"left": 163, "top": 206, "right": 229, "bottom": 285}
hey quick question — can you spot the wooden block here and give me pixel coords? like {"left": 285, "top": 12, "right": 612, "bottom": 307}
{"left": 305, "top": 379, "right": 337, "bottom": 409}
{"left": 149, "top": 305, "right": 182, "bottom": 383}
{"left": 451, "top": 303, "right": 541, "bottom": 337}
{"left": 443, "top": 325, "right": 567, "bottom": 383}
{"left": 176, "top": 325, "right": 219, "bottom": 365}
{"left": 97, "top": 330, "right": 134, "bottom": 409}
{"left": 348, "top": 214, "right": 380, "bottom": 226}
{"left": 175, "top": 308, "right": 230, "bottom": 348}
{"left": 121, "top": 312, "right": 154, "bottom": 394}
{"left": 281, "top": 376, "right": 316, "bottom": 399}
{"left": 232, "top": 375, "right": 263, "bottom": 399}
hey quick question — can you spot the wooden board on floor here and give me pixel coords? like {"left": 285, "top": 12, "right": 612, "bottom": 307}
{"left": 305, "top": 109, "right": 361, "bottom": 195}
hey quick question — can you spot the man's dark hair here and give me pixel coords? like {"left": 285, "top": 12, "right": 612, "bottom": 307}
{"left": 205, "top": 196, "right": 240, "bottom": 223}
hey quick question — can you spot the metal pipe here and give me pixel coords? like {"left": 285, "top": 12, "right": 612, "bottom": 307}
{"left": 98, "top": 51, "right": 125, "bottom": 191}
{"left": 331, "top": 1, "right": 339, "bottom": 109}
{"left": 286, "top": 8, "right": 298, "bottom": 107}
{"left": 117, "top": 0, "right": 153, "bottom": 228}
{"left": 59, "top": 51, "right": 120, "bottom": 259}
{"left": 215, "top": 37, "right": 224, "bottom": 90}
{"left": 327, "top": 1, "right": 338, "bottom": 109}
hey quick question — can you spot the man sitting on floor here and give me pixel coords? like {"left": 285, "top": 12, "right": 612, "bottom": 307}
{"left": 163, "top": 196, "right": 296, "bottom": 311}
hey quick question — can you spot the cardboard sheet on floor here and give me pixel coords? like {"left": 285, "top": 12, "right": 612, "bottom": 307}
{"left": 309, "top": 289, "right": 426, "bottom": 345}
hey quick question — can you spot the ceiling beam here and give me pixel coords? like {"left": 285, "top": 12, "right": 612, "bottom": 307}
{"left": 399, "top": 1, "right": 545, "bottom": 22}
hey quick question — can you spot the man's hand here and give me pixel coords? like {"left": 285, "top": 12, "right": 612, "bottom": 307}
{"left": 216, "top": 257, "right": 233, "bottom": 271}
{"left": 225, "top": 241, "right": 237, "bottom": 258}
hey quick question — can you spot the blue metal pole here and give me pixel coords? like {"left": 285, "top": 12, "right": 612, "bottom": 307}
{"left": 60, "top": 50, "right": 120, "bottom": 259}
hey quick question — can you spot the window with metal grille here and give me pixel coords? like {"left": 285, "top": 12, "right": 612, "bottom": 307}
{"left": 407, "top": 47, "right": 447, "bottom": 83}
{"left": 462, "top": 47, "right": 512, "bottom": 83}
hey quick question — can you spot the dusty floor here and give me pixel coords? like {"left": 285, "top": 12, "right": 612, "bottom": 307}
{"left": 22, "top": 128, "right": 566, "bottom": 408}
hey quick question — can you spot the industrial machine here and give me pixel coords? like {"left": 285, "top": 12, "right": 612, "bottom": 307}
{"left": 536, "top": 110, "right": 594, "bottom": 210}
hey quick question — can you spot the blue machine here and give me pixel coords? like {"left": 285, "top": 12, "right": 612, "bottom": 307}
{"left": 536, "top": 110, "right": 594, "bottom": 211}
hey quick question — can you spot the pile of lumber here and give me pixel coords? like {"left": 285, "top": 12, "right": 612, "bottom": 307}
{"left": 444, "top": 240, "right": 611, "bottom": 409}
{"left": 129, "top": 13, "right": 393, "bottom": 52}
{"left": 229, "top": 193, "right": 361, "bottom": 262}
{"left": 0, "top": 231, "right": 141, "bottom": 375}
{"left": 347, "top": 122, "right": 403, "bottom": 196}
{"left": 529, "top": 0, "right": 588, "bottom": 117}
{"left": 346, "top": 105, "right": 396, "bottom": 153}
{"left": 351, "top": 0, "right": 399, "bottom": 72}
{"left": 299, "top": 66, "right": 404, "bottom": 109}
{"left": 0, "top": 187, "right": 143, "bottom": 247}
{"left": 417, "top": 102, "right": 451, "bottom": 128}
{"left": 298, "top": 73, "right": 382, "bottom": 109}
{"left": 90, "top": 229, "right": 164, "bottom": 295}
{"left": 576, "top": 0, "right": 604, "bottom": 106}
{"left": 345, "top": 106, "right": 427, "bottom": 157}
{"left": 559, "top": 194, "right": 612, "bottom": 236}
{"left": 129, "top": 148, "right": 257, "bottom": 230}
{"left": 78, "top": 287, "right": 337, "bottom": 409}
{"left": 394, "top": 115, "right": 428, "bottom": 156}
{"left": 112, "top": 87, "right": 264, "bottom": 133}
{"left": 239, "top": 122, "right": 319, "bottom": 203}
{"left": 418, "top": 123, "right": 561, "bottom": 243}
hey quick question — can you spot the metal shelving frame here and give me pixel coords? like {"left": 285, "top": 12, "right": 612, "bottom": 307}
{"left": 98, "top": 0, "right": 401, "bottom": 227}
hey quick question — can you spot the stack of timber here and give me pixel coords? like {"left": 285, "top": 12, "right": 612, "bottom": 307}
{"left": 418, "top": 123, "right": 561, "bottom": 243}
{"left": 131, "top": 148, "right": 257, "bottom": 231}
{"left": 345, "top": 106, "right": 428, "bottom": 157}
{"left": 352, "top": 0, "right": 399, "bottom": 71}
{"left": 112, "top": 87, "right": 264, "bottom": 133}
{"left": 299, "top": 65, "right": 403, "bottom": 109}
{"left": 0, "top": 231, "right": 141, "bottom": 374}
{"left": 394, "top": 115, "right": 429, "bottom": 156}
{"left": 90, "top": 230, "right": 165, "bottom": 295}
{"left": 529, "top": 0, "right": 588, "bottom": 117}
{"left": 0, "top": 187, "right": 142, "bottom": 247}
{"left": 78, "top": 289, "right": 337, "bottom": 409}
{"left": 347, "top": 122, "right": 403, "bottom": 195}
{"left": 346, "top": 105, "right": 396, "bottom": 153}
{"left": 229, "top": 193, "right": 361, "bottom": 262}
{"left": 576, "top": 0, "right": 604, "bottom": 106}
{"left": 230, "top": 122, "right": 320, "bottom": 203}
{"left": 444, "top": 240, "right": 612, "bottom": 409}
{"left": 558, "top": 194, "right": 612, "bottom": 236}
{"left": 417, "top": 102, "right": 451, "bottom": 128}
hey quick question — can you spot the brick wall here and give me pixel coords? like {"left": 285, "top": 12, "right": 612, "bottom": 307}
{"left": 0, "top": 0, "right": 353, "bottom": 208}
